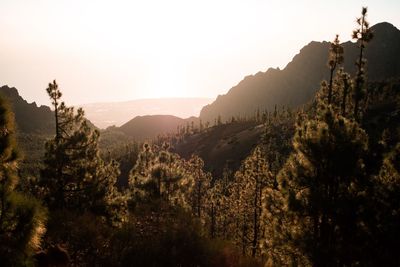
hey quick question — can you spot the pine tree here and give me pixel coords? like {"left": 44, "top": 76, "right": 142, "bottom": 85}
{"left": 40, "top": 80, "right": 125, "bottom": 222}
{"left": 205, "top": 165, "right": 233, "bottom": 239}
{"left": 352, "top": 7, "right": 373, "bottom": 120}
{"left": 319, "top": 68, "right": 354, "bottom": 117}
{"left": 230, "top": 147, "right": 271, "bottom": 257}
{"left": 261, "top": 180, "right": 307, "bottom": 266}
{"left": 262, "top": 110, "right": 295, "bottom": 179}
{"left": 199, "top": 119, "right": 204, "bottom": 132}
{"left": 260, "top": 111, "right": 299, "bottom": 265}
{"left": 339, "top": 70, "right": 352, "bottom": 116}
{"left": 185, "top": 155, "right": 211, "bottom": 218}
{"left": 327, "top": 35, "right": 344, "bottom": 104}
{"left": 129, "top": 143, "right": 185, "bottom": 205}
{"left": 278, "top": 106, "right": 369, "bottom": 265}
{"left": 217, "top": 115, "right": 222, "bottom": 126}
{"left": 0, "top": 96, "right": 47, "bottom": 265}
{"left": 232, "top": 170, "right": 250, "bottom": 255}
{"left": 371, "top": 142, "right": 400, "bottom": 265}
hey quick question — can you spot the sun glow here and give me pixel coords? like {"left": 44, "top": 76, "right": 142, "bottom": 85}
{"left": 148, "top": 57, "right": 187, "bottom": 98}
{"left": 1, "top": 0, "right": 399, "bottom": 105}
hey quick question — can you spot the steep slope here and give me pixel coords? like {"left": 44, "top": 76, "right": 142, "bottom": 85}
{"left": 0, "top": 85, "right": 54, "bottom": 134}
{"left": 200, "top": 22, "right": 400, "bottom": 122}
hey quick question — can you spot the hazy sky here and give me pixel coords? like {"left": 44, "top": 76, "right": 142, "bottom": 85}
{"left": 1, "top": 0, "right": 399, "bottom": 106}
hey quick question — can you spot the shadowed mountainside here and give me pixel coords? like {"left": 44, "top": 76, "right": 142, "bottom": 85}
{"left": 200, "top": 22, "right": 400, "bottom": 122}
{"left": 0, "top": 85, "right": 54, "bottom": 134}
{"left": 173, "top": 121, "right": 264, "bottom": 178}
{"left": 0, "top": 85, "right": 97, "bottom": 135}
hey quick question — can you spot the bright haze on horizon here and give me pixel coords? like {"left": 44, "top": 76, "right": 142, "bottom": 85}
{"left": 0, "top": 0, "right": 399, "bottom": 107}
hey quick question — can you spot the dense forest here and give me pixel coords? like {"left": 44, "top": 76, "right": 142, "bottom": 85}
{"left": 1, "top": 8, "right": 400, "bottom": 267}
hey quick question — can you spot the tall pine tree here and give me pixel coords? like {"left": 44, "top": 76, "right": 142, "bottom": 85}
{"left": 40, "top": 80, "right": 125, "bottom": 222}
{"left": 278, "top": 104, "right": 369, "bottom": 266}
{"left": 352, "top": 7, "right": 373, "bottom": 121}
{"left": 327, "top": 35, "right": 344, "bottom": 105}
{"left": 185, "top": 155, "right": 211, "bottom": 219}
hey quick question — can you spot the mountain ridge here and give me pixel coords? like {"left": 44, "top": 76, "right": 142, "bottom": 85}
{"left": 199, "top": 22, "right": 400, "bottom": 122}
{"left": 0, "top": 85, "right": 55, "bottom": 134}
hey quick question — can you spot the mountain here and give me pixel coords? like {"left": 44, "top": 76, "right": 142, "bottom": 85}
{"left": 79, "top": 97, "right": 212, "bottom": 129}
{"left": 0, "top": 85, "right": 54, "bottom": 134}
{"left": 0, "top": 85, "right": 97, "bottom": 135}
{"left": 200, "top": 22, "right": 400, "bottom": 122}
{"left": 116, "top": 115, "right": 198, "bottom": 141}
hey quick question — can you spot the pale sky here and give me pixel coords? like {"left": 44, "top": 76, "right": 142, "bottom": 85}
{"left": 0, "top": 0, "right": 399, "bottom": 106}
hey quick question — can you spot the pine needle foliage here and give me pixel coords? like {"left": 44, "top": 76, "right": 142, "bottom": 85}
{"left": 0, "top": 96, "right": 47, "bottom": 266}
{"left": 40, "top": 80, "right": 126, "bottom": 223}
{"left": 278, "top": 106, "right": 369, "bottom": 265}
{"left": 352, "top": 7, "right": 374, "bottom": 121}
{"left": 327, "top": 35, "right": 344, "bottom": 104}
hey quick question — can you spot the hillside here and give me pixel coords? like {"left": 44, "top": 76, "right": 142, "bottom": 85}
{"left": 117, "top": 115, "right": 198, "bottom": 141}
{"left": 200, "top": 22, "right": 400, "bottom": 122}
{"left": 0, "top": 85, "right": 54, "bottom": 134}
{"left": 80, "top": 97, "right": 212, "bottom": 129}
{"left": 173, "top": 121, "right": 264, "bottom": 178}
